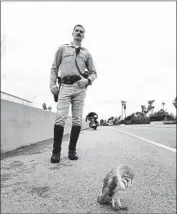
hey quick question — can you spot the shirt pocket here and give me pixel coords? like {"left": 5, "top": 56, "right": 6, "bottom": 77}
{"left": 62, "top": 51, "right": 74, "bottom": 64}
{"left": 77, "top": 53, "right": 87, "bottom": 68}
{"left": 78, "top": 52, "right": 87, "bottom": 62}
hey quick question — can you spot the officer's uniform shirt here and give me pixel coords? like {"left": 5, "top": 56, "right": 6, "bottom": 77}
{"left": 50, "top": 43, "right": 97, "bottom": 88}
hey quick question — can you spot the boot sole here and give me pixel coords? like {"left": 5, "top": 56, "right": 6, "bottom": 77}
{"left": 51, "top": 159, "right": 60, "bottom": 163}
{"left": 68, "top": 156, "right": 78, "bottom": 160}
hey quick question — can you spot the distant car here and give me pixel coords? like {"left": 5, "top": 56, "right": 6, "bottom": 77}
{"left": 108, "top": 120, "right": 114, "bottom": 126}
{"left": 103, "top": 122, "right": 108, "bottom": 126}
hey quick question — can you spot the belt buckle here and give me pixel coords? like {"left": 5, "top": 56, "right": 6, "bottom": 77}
{"left": 67, "top": 76, "right": 70, "bottom": 84}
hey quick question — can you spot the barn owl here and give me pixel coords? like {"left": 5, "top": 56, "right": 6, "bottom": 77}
{"left": 97, "top": 165, "right": 135, "bottom": 211}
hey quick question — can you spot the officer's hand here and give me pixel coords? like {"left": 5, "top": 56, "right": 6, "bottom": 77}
{"left": 51, "top": 85, "right": 59, "bottom": 95}
{"left": 77, "top": 79, "right": 89, "bottom": 87}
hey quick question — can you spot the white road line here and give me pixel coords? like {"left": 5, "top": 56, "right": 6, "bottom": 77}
{"left": 111, "top": 127, "right": 176, "bottom": 153}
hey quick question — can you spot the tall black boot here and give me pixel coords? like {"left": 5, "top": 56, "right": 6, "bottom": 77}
{"left": 68, "top": 125, "right": 81, "bottom": 160}
{"left": 51, "top": 124, "right": 64, "bottom": 163}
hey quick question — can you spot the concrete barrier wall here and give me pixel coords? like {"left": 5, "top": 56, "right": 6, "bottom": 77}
{"left": 1, "top": 99, "right": 89, "bottom": 153}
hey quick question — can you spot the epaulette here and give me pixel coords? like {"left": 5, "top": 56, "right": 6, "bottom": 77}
{"left": 59, "top": 44, "right": 69, "bottom": 48}
{"left": 58, "top": 44, "right": 70, "bottom": 51}
{"left": 81, "top": 46, "right": 88, "bottom": 51}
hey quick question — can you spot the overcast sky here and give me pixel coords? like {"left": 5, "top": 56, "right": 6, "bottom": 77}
{"left": 1, "top": 1, "right": 176, "bottom": 119}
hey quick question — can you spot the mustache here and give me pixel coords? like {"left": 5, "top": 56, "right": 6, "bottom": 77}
{"left": 76, "top": 34, "right": 81, "bottom": 37}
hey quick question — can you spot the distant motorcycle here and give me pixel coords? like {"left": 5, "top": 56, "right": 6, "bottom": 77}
{"left": 89, "top": 117, "right": 99, "bottom": 130}
{"left": 86, "top": 112, "right": 99, "bottom": 130}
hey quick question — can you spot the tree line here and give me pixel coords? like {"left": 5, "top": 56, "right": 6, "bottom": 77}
{"left": 100, "top": 97, "right": 177, "bottom": 126}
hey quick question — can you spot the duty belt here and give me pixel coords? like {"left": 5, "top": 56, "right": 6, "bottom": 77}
{"left": 62, "top": 75, "right": 81, "bottom": 84}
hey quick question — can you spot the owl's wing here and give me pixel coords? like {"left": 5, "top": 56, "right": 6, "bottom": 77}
{"left": 98, "top": 169, "right": 118, "bottom": 203}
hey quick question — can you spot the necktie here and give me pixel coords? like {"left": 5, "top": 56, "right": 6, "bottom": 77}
{"left": 75, "top": 47, "right": 81, "bottom": 56}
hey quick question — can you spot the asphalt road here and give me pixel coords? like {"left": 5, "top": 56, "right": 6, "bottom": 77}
{"left": 1, "top": 124, "right": 176, "bottom": 214}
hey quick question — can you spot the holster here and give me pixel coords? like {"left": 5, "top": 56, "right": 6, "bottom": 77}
{"left": 54, "top": 77, "right": 62, "bottom": 102}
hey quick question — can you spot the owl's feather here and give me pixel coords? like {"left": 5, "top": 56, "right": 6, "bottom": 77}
{"left": 97, "top": 165, "right": 135, "bottom": 210}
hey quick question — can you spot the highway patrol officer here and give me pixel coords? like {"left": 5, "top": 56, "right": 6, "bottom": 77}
{"left": 50, "top": 24, "right": 97, "bottom": 163}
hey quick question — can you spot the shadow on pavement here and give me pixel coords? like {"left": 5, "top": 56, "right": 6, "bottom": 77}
{"left": 1, "top": 134, "right": 70, "bottom": 160}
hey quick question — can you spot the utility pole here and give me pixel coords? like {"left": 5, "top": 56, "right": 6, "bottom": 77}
{"left": 121, "top": 101, "right": 123, "bottom": 120}
{"left": 121, "top": 101, "right": 126, "bottom": 120}
{"left": 124, "top": 101, "right": 126, "bottom": 119}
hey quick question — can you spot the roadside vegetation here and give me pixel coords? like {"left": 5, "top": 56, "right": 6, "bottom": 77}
{"left": 99, "top": 97, "right": 177, "bottom": 126}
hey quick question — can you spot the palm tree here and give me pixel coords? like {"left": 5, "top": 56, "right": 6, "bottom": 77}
{"left": 42, "top": 103, "right": 47, "bottom": 110}
{"left": 162, "top": 102, "right": 165, "bottom": 111}
{"left": 141, "top": 105, "right": 147, "bottom": 115}
{"left": 48, "top": 106, "right": 52, "bottom": 112}
{"left": 150, "top": 106, "right": 155, "bottom": 114}
{"left": 147, "top": 100, "right": 155, "bottom": 114}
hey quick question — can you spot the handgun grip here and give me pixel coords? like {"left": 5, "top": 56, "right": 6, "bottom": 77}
{"left": 54, "top": 94, "right": 58, "bottom": 102}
